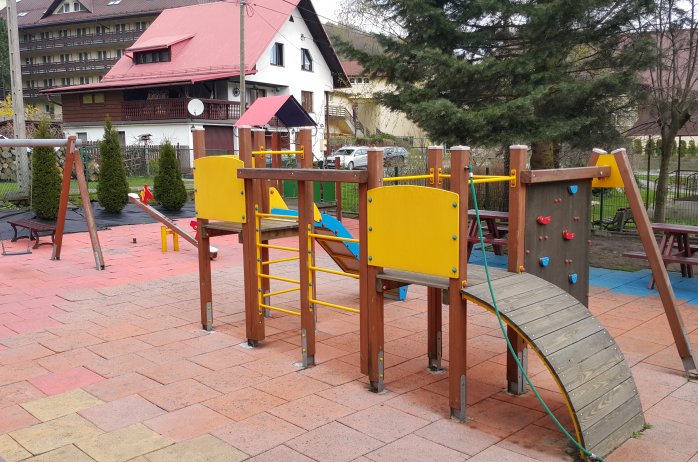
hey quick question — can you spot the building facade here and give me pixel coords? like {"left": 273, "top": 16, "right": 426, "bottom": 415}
{"left": 9, "top": 0, "right": 223, "bottom": 119}
{"left": 47, "top": 0, "right": 347, "bottom": 162}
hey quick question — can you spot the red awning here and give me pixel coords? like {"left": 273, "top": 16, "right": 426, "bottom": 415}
{"left": 234, "top": 95, "right": 316, "bottom": 128}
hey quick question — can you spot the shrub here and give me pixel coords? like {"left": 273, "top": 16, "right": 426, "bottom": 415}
{"left": 689, "top": 139, "right": 697, "bottom": 157}
{"left": 97, "top": 117, "right": 129, "bottom": 213}
{"left": 644, "top": 138, "right": 654, "bottom": 157}
{"left": 31, "top": 119, "right": 62, "bottom": 219}
{"left": 153, "top": 141, "right": 187, "bottom": 211}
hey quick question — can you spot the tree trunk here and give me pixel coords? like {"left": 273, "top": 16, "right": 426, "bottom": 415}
{"left": 530, "top": 141, "right": 554, "bottom": 169}
{"left": 652, "top": 128, "right": 676, "bottom": 223}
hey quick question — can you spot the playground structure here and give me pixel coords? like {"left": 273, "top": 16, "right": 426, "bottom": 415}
{"left": 195, "top": 125, "right": 698, "bottom": 459}
{"left": 0, "top": 137, "right": 104, "bottom": 269}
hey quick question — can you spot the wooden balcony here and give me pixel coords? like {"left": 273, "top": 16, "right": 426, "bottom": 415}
{"left": 21, "top": 58, "right": 119, "bottom": 76}
{"left": 121, "top": 98, "right": 241, "bottom": 121}
{"left": 19, "top": 30, "right": 142, "bottom": 52}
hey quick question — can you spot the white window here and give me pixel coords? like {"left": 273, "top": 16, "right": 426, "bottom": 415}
{"left": 301, "top": 48, "right": 313, "bottom": 72}
{"left": 270, "top": 42, "right": 284, "bottom": 66}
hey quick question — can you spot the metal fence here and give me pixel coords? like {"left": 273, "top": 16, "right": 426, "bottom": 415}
{"left": 1, "top": 143, "right": 194, "bottom": 205}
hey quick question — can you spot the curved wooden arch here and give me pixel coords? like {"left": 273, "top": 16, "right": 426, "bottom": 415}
{"left": 462, "top": 270, "right": 644, "bottom": 458}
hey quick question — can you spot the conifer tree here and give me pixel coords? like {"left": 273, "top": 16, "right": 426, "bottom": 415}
{"left": 632, "top": 138, "right": 643, "bottom": 155}
{"left": 97, "top": 118, "right": 129, "bottom": 213}
{"left": 153, "top": 141, "right": 187, "bottom": 211}
{"left": 689, "top": 139, "right": 697, "bottom": 157}
{"left": 31, "top": 120, "right": 62, "bottom": 219}
{"left": 337, "top": 0, "right": 653, "bottom": 167}
{"left": 645, "top": 138, "right": 655, "bottom": 157}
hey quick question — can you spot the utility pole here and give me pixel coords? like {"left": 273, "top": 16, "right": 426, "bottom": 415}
{"left": 239, "top": 0, "right": 246, "bottom": 116}
{"left": 6, "top": 0, "right": 29, "bottom": 194}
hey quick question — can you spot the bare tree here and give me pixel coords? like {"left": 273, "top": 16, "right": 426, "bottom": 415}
{"left": 646, "top": 0, "right": 698, "bottom": 222}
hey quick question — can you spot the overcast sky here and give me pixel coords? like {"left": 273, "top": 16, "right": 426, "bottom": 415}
{"left": 313, "top": 0, "right": 342, "bottom": 23}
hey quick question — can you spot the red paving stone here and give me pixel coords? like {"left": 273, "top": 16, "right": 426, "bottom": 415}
{"left": 28, "top": 366, "right": 104, "bottom": 396}
{"left": 144, "top": 403, "right": 232, "bottom": 441}
{"left": 0, "top": 221, "right": 697, "bottom": 461}
{"left": 79, "top": 394, "right": 166, "bottom": 431}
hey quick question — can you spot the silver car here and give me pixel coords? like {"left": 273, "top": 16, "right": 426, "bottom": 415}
{"left": 330, "top": 146, "right": 369, "bottom": 170}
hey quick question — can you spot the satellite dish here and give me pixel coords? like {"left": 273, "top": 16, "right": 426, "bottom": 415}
{"left": 187, "top": 99, "right": 204, "bottom": 117}
{"left": 232, "top": 87, "right": 240, "bottom": 97}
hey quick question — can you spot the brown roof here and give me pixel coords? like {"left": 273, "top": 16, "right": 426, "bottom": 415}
{"left": 9, "top": 0, "right": 223, "bottom": 29}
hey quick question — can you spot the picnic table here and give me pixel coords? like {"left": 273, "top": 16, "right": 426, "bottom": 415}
{"left": 467, "top": 209, "right": 508, "bottom": 259}
{"left": 623, "top": 222, "right": 698, "bottom": 288}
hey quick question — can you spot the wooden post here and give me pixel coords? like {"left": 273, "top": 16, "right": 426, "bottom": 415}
{"left": 52, "top": 137, "right": 105, "bottom": 270}
{"left": 449, "top": 146, "right": 470, "bottom": 420}
{"left": 335, "top": 156, "right": 343, "bottom": 222}
{"left": 297, "top": 128, "right": 316, "bottom": 367}
{"left": 506, "top": 145, "right": 528, "bottom": 395}
{"left": 192, "top": 127, "right": 206, "bottom": 160}
{"left": 271, "top": 132, "right": 282, "bottom": 193}
{"left": 427, "top": 146, "right": 444, "bottom": 371}
{"left": 366, "top": 147, "right": 385, "bottom": 391}
{"left": 612, "top": 148, "right": 697, "bottom": 375}
{"left": 239, "top": 126, "right": 265, "bottom": 345}
{"left": 52, "top": 137, "right": 76, "bottom": 262}
{"left": 253, "top": 129, "right": 271, "bottom": 317}
{"left": 73, "top": 147, "right": 105, "bottom": 270}
{"left": 198, "top": 218, "right": 213, "bottom": 331}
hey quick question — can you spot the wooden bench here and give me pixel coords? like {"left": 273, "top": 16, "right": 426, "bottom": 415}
{"left": 624, "top": 250, "right": 698, "bottom": 266}
{"left": 6, "top": 219, "right": 56, "bottom": 249}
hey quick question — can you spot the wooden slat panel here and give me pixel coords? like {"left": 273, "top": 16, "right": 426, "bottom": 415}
{"left": 535, "top": 317, "right": 604, "bottom": 355}
{"left": 568, "top": 362, "right": 633, "bottom": 410}
{"left": 239, "top": 168, "right": 368, "bottom": 184}
{"left": 587, "top": 411, "right": 645, "bottom": 457}
{"left": 556, "top": 344, "right": 625, "bottom": 391}
{"left": 584, "top": 394, "right": 643, "bottom": 448}
{"left": 577, "top": 378, "right": 639, "bottom": 430}
{"left": 503, "top": 293, "right": 577, "bottom": 322}
{"left": 462, "top": 273, "right": 547, "bottom": 305}
{"left": 518, "top": 304, "right": 591, "bottom": 341}
{"left": 378, "top": 269, "right": 449, "bottom": 290}
{"left": 546, "top": 330, "right": 615, "bottom": 372}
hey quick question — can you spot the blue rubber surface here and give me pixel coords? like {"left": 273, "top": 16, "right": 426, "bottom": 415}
{"left": 468, "top": 243, "right": 698, "bottom": 306}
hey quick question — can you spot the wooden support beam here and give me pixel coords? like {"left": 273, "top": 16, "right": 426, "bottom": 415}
{"left": 506, "top": 145, "right": 528, "bottom": 395}
{"left": 449, "top": 146, "right": 470, "bottom": 421}
{"left": 427, "top": 146, "right": 444, "bottom": 372}
{"left": 612, "top": 148, "right": 697, "bottom": 376}
{"left": 297, "top": 129, "right": 316, "bottom": 367}
{"left": 520, "top": 166, "right": 610, "bottom": 184}
{"left": 366, "top": 147, "right": 385, "bottom": 391}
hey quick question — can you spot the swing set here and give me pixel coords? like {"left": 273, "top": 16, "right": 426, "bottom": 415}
{"left": 0, "top": 136, "right": 105, "bottom": 269}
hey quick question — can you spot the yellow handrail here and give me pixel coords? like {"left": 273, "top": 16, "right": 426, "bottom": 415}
{"left": 257, "top": 243, "right": 300, "bottom": 252}
{"left": 260, "top": 303, "right": 301, "bottom": 316}
{"left": 255, "top": 212, "right": 298, "bottom": 221}
{"left": 259, "top": 274, "right": 301, "bottom": 285}
{"left": 266, "top": 287, "right": 301, "bottom": 297}
{"left": 252, "top": 148, "right": 304, "bottom": 156}
{"left": 310, "top": 298, "right": 360, "bottom": 314}
{"left": 308, "top": 233, "right": 360, "bottom": 244}
{"left": 309, "top": 265, "right": 360, "bottom": 279}
{"left": 470, "top": 175, "right": 516, "bottom": 184}
{"left": 261, "top": 256, "right": 301, "bottom": 266}
{"left": 383, "top": 174, "right": 433, "bottom": 183}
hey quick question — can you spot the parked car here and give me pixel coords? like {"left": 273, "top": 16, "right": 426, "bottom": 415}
{"left": 383, "top": 146, "right": 408, "bottom": 167}
{"left": 329, "top": 146, "right": 369, "bottom": 170}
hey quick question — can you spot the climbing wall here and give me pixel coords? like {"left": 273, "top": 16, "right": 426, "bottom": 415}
{"left": 524, "top": 180, "right": 591, "bottom": 305}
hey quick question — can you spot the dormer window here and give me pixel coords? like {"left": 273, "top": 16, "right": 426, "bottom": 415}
{"left": 55, "top": 1, "right": 87, "bottom": 13}
{"left": 134, "top": 48, "right": 171, "bottom": 64}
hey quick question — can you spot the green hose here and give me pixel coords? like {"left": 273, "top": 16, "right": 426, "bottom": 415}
{"left": 467, "top": 165, "right": 601, "bottom": 462}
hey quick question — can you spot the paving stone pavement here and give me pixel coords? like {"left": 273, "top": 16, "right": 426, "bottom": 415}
{"left": 1, "top": 220, "right": 697, "bottom": 461}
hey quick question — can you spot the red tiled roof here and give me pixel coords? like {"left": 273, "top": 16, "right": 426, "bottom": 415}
{"left": 48, "top": 1, "right": 298, "bottom": 92}
{"left": 341, "top": 60, "right": 365, "bottom": 76}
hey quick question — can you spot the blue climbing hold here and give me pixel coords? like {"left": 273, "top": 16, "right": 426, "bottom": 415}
{"left": 569, "top": 273, "right": 578, "bottom": 284}
{"left": 567, "top": 185, "right": 579, "bottom": 195}
{"left": 539, "top": 257, "right": 550, "bottom": 267}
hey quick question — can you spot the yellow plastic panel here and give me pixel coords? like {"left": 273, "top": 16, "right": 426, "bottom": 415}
{"left": 592, "top": 154, "right": 624, "bottom": 189}
{"left": 313, "top": 203, "right": 322, "bottom": 222}
{"left": 269, "top": 187, "right": 288, "bottom": 210}
{"left": 194, "top": 155, "right": 247, "bottom": 223}
{"left": 367, "top": 185, "right": 460, "bottom": 278}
